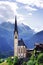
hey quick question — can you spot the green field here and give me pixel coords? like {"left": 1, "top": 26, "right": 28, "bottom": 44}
{"left": 0, "top": 62, "right": 8, "bottom": 65}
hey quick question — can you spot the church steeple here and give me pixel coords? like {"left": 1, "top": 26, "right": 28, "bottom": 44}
{"left": 14, "top": 16, "right": 18, "bottom": 57}
{"left": 14, "top": 16, "right": 18, "bottom": 34}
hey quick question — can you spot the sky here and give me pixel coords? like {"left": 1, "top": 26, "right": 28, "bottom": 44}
{"left": 0, "top": 0, "right": 43, "bottom": 32}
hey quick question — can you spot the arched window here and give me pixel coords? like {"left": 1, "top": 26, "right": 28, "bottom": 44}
{"left": 21, "top": 46, "right": 24, "bottom": 53}
{"left": 21, "top": 48, "right": 22, "bottom": 53}
{"left": 23, "top": 46, "right": 26, "bottom": 53}
{"left": 18, "top": 47, "right": 20, "bottom": 53}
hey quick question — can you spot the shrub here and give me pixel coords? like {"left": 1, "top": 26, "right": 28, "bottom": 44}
{"left": 0, "top": 59, "right": 4, "bottom": 63}
{"left": 7, "top": 57, "right": 13, "bottom": 65}
{"left": 27, "top": 60, "right": 35, "bottom": 65}
{"left": 30, "top": 54, "right": 35, "bottom": 61}
{"left": 37, "top": 53, "right": 43, "bottom": 64}
{"left": 22, "top": 62, "right": 27, "bottom": 65}
{"left": 13, "top": 56, "right": 18, "bottom": 65}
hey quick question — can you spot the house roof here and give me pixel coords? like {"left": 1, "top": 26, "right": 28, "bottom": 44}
{"left": 35, "top": 43, "right": 43, "bottom": 51}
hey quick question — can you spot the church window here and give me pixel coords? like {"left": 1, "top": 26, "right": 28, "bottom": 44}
{"left": 18, "top": 48, "right": 20, "bottom": 53}
{"left": 21, "top": 48, "right": 23, "bottom": 53}
{"left": 23, "top": 47, "right": 26, "bottom": 53}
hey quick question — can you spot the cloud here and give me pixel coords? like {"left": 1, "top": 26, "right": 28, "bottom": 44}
{"left": 0, "top": 1, "right": 19, "bottom": 23}
{"left": 34, "top": 27, "right": 43, "bottom": 32}
{"left": 0, "top": 14, "right": 4, "bottom": 18}
{"left": 17, "top": 14, "right": 24, "bottom": 23}
{"left": 0, "top": 1, "right": 26, "bottom": 24}
{"left": 16, "top": 0, "right": 43, "bottom": 8}
{"left": 0, "top": 0, "right": 43, "bottom": 32}
{"left": 28, "top": 13, "right": 32, "bottom": 16}
{"left": 0, "top": 0, "right": 15, "bottom": 2}
{"left": 25, "top": 5, "right": 37, "bottom": 11}
{"left": 0, "top": 1, "right": 18, "bottom": 13}
{"left": 0, "top": 0, "right": 40, "bottom": 24}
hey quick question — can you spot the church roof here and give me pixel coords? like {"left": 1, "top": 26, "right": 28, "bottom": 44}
{"left": 14, "top": 16, "right": 18, "bottom": 34}
{"left": 18, "top": 39, "right": 27, "bottom": 48}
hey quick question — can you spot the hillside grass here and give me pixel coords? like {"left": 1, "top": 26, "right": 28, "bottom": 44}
{"left": 0, "top": 62, "right": 8, "bottom": 65}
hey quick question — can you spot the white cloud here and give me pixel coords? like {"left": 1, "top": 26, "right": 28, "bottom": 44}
{"left": 0, "top": 14, "right": 4, "bottom": 18}
{"left": 18, "top": 16, "right": 24, "bottom": 22}
{"left": 0, "top": 1, "right": 18, "bottom": 15}
{"left": 7, "top": 18, "right": 15, "bottom": 23}
{"left": 0, "top": 1, "right": 42, "bottom": 32}
{"left": 34, "top": 28, "right": 39, "bottom": 32}
{"left": 7, "top": 14, "right": 25, "bottom": 24}
{"left": 34, "top": 28, "right": 43, "bottom": 32}
{"left": 16, "top": 0, "right": 43, "bottom": 8}
{"left": 0, "top": 1, "right": 19, "bottom": 23}
{"left": 0, "top": 1, "right": 26, "bottom": 24}
{"left": 28, "top": 13, "right": 32, "bottom": 16}
{"left": 32, "top": 25, "right": 43, "bottom": 32}
{"left": 25, "top": 5, "right": 37, "bottom": 11}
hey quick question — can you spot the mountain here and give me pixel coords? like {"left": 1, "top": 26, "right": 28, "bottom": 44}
{"left": 27, "top": 31, "right": 43, "bottom": 49}
{"left": 0, "top": 22, "right": 43, "bottom": 57}
{"left": 0, "top": 22, "right": 35, "bottom": 57}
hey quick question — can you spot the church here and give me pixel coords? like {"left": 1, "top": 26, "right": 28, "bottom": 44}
{"left": 14, "top": 16, "right": 27, "bottom": 58}
{"left": 14, "top": 16, "right": 43, "bottom": 59}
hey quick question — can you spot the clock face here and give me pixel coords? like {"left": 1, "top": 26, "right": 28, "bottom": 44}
{"left": 15, "top": 36, "right": 17, "bottom": 39}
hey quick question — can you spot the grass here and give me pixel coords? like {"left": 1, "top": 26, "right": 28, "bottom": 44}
{"left": 0, "top": 62, "right": 8, "bottom": 65}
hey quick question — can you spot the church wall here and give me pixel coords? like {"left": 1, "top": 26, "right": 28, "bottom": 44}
{"left": 18, "top": 46, "right": 27, "bottom": 58}
{"left": 14, "top": 32, "right": 18, "bottom": 56}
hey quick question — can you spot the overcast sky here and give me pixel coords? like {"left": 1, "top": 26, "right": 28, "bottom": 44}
{"left": 0, "top": 0, "right": 43, "bottom": 32}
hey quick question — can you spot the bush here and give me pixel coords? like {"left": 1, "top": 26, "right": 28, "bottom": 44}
{"left": 0, "top": 59, "right": 4, "bottom": 63}
{"left": 13, "top": 56, "right": 18, "bottom": 65}
{"left": 0, "top": 59, "right": 2, "bottom": 63}
{"left": 7, "top": 57, "right": 13, "bottom": 65}
{"left": 30, "top": 54, "right": 35, "bottom": 61}
{"left": 37, "top": 53, "right": 43, "bottom": 64}
{"left": 22, "top": 62, "right": 27, "bottom": 65}
{"left": 27, "top": 60, "right": 35, "bottom": 65}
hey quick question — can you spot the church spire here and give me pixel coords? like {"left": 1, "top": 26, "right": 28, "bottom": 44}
{"left": 14, "top": 16, "right": 18, "bottom": 57}
{"left": 14, "top": 16, "right": 18, "bottom": 34}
